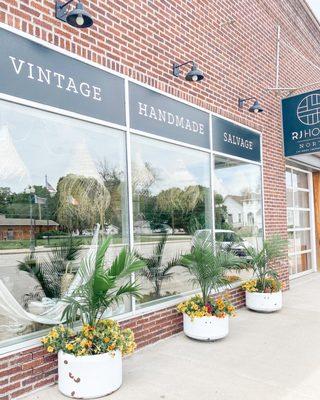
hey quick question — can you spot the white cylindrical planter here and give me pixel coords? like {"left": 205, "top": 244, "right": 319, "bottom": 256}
{"left": 183, "top": 314, "right": 229, "bottom": 341}
{"left": 245, "top": 291, "right": 282, "bottom": 312}
{"left": 58, "top": 350, "right": 122, "bottom": 399}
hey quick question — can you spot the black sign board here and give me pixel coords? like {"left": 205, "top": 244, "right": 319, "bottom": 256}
{"left": 0, "top": 28, "right": 126, "bottom": 125}
{"left": 212, "top": 116, "right": 261, "bottom": 162}
{"left": 129, "top": 82, "right": 210, "bottom": 149}
{"left": 282, "top": 89, "right": 320, "bottom": 157}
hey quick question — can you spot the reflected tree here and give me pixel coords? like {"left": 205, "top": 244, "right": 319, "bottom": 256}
{"left": 98, "top": 160, "right": 124, "bottom": 231}
{"left": 156, "top": 185, "right": 206, "bottom": 233}
{"left": 214, "top": 193, "right": 231, "bottom": 230}
{"left": 56, "top": 174, "right": 110, "bottom": 233}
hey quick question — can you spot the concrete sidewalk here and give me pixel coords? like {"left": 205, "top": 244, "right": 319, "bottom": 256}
{"left": 24, "top": 273, "right": 320, "bottom": 400}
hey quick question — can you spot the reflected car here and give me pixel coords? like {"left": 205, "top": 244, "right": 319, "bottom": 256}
{"left": 192, "top": 229, "right": 254, "bottom": 259}
{"left": 173, "top": 228, "right": 185, "bottom": 234}
{"left": 81, "top": 229, "right": 94, "bottom": 237}
{"left": 152, "top": 224, "right": 173, "bottom": 234}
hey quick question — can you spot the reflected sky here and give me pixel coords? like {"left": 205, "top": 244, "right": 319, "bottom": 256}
{"left": 215, "top": 162, "right": 261, "bottom": 197}
{"left": 131, "top": 134, "right": 210, "bottom": 195}
{"left": 0, "top": 101, "right": 126, "bottom": 193}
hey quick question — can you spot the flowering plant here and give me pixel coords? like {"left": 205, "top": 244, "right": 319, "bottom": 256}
{"left": 242, "top": 278, "right": 282, "bottom": 293}
{"left": 244, "top": 235, "right": 286, "bottom": 292}
{"left": 41, "top": 319, "right": 136, "bottom": 357}
{"left": 177, "top": 295, "right": 235, "bottom": 319}
{"left": 42, "top": 238, "right": 145, "bottom": 357}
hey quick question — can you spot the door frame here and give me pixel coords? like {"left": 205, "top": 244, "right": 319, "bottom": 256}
{"left": 286, "top": 164, "right": 317, "bottom": 280}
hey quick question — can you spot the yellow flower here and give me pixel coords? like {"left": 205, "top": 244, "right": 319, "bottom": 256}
{"left": 50, "top": 330, "right": 59, "bottom": 339}
{"left": 104, "top": 337, "right": 110, "bottom": 343}
{"left": 47, "top": 346, "right": 55, "bottom": 353}
{"left": 41, "top": 337, "right": 48, "bottom": 344}
{"left": 65, "top": 343, "right": 74, "bottom": 351}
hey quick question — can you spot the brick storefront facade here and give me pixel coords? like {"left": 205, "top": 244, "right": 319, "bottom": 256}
{"left": 0, "top": 0, "right": 320, "bottom": 398}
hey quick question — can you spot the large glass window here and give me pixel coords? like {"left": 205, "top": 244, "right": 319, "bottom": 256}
{"left": 0, "top": 100, "right": 128, "bottom": 345}
{"left": 286, "top": 167, "right": 314, "bottom": 276}
{"left": 214, "top": 156, "right": 263, "bottom": 249}
{"left": 0, "top": 97, "right": 266, "bottom": 348}
{"left": 131, "top": 135, "right": 212, "bottom": 306}
{"left": 214, "top": 156, "right": 263, "bottom": 282}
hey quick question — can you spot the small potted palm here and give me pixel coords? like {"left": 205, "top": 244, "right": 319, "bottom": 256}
{"left": 41, "top": 238, "right": 145, "bottom": 399}
{"left": 242, "top": 235, "right": 286, "bottom": 312}
{"left": 177, "top": 239, "right": 244, "bottom": 341}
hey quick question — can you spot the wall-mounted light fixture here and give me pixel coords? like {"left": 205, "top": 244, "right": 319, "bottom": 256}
{"left": 172, "top": 61, "right": 204, "bottom": 82}
{"left": 238, "top": 97, "right": 264, "bottom": 113}
{"left": 55, "top": 0, "right": 93, "bottom": 28}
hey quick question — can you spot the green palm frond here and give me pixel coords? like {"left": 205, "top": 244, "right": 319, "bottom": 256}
{"left": 62, "top": 238, "right": 145, "bottom": 326}
{"left": 18, "top": 253, "right": 60, "bottom": 298}
{"left": 114, "top": 281, "right": 142, "bottom": 299}
{"left": 136, "top": 234, "right": 180, "bottom": 298}
{"left": 244, "top": 235, "right": 287, "bottom": 290}
{"left": 180, "top": 239, "right": 245, "bottom": 304}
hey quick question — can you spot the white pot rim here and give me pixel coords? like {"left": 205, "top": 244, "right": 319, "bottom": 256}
{"left": 245, "top": 290, "right": 282, "bottom": 295}
{"left": 59, "top": 349, "right": 121, "bottom": 360}
{"left": 183, "top": 313, "right": 229, "bottom": 319}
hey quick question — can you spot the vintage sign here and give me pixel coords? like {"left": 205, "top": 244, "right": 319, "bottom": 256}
{"left": 0, "top": 28, "right": 126, "bottom": 125}
{"left": 129, "top": 82, "right": 210, "bottom": 149}
{"left": 212, "top": 116, "right": 261, "bottom": 162}
{"left": 282, "top": 89, "right": 320, "bottom": 157}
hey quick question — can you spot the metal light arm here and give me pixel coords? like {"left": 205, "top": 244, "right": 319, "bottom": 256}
{"left": 267, "top": 81, "right": 320, "bottom": 97}
{"left": 173, "top": 61, "right": 196, "bottom": 77}
{"left": 55, "top": 0, "right": 75, "bottom": 22}
{"left": 238, "top": 96, "right": 257, "bottom": 108}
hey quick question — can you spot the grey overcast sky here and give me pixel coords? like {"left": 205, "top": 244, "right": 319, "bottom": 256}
{"left": 306, "top": 0, "right": 320, "bottom": 21}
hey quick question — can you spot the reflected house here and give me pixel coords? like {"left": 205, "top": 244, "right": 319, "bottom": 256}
{"left": 105, "top": 224, "right": 119, "bottom": 235}
{"left": 0, "top": 214, "right": 58, "bottom": 240}
{"left": 224, "top": 192, "right": 262, "bottom": 231}
{"left": 133, "top": 219, "right": 153, "bottom": 235}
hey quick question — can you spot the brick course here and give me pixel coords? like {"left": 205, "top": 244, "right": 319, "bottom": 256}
{"left": 0, "top": 0, "right": 319, "bottom": 397}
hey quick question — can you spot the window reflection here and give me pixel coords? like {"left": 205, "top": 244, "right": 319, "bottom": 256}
{"left": 214, "top": 156, "right": 263, "bottom": 282}
{"left": 214, "top": 156, "right": 263, "bottom": 248}
{"left": 0, "top": 101, "right": 128, "bottom": 343}
{"left": 131, "top": 135, "right": 212, "bottom": 305}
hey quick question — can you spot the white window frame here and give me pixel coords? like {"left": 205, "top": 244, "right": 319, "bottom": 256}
{"left": 286, "top": 165, "right": 317, "bottom": 279}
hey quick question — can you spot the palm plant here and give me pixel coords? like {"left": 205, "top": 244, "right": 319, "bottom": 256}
{"left": 136, "top": 234, "right": 180, "bottom": 299}
{"left": 42, "top": 237, "right": 83, "bottom": 297}
{"left": 18, "top": 238, "right": 82, "bottom": 298}
{"left": 180, "top": 239, "right": 244, "bottom": 305}
{"left": 62, "top": 237, "right": 146, "bottom": 326}
{"left": 244, "top": 235, "right": 287, "bottom": 292}
{"left": 18, "top": 253, "right": 57, "bottom": 298}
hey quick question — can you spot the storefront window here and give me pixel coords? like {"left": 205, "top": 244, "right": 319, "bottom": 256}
{"left": 214, "top": 156, "right": 263, "bottom": 248}
{"left": 0, "top": 95, "right": 265, "bottom": 347}
{"left": 131, "top": 135, "right": 212, "bottom": 305}
{"left": 0, "top": 100, "right": 128, "bottom": 345}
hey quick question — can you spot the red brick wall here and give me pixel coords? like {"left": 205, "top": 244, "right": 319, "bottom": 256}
{"left": 0, "top": 0, "right": 319, "bottom": 396}
{"left": 0, "top": 285, "right": 245, "bottom": 399}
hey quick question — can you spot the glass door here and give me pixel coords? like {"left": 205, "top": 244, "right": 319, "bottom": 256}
{"left": 286, "top": 167, "right": 315, "bottom": 277}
